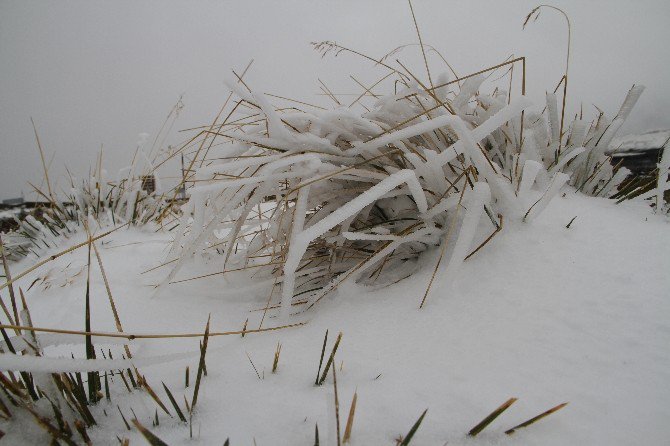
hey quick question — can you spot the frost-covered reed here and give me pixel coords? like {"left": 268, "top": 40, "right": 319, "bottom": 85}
{"left": 2, "top": 133, "right": 172, "bottom": 261}
{"left": 159, "top": 45, "right": 644, "bottom": 316}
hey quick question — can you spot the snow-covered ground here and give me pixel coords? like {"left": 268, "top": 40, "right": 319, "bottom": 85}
{"left": 2, "top": 191, "right": 669, "bottom": 445}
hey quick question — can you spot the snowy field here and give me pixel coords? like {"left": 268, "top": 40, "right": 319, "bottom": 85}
{"left": 2, "top": 190, "right": 668, "bottom": 445}
{"left": 2, "top": 2, "right": 669, "bottom": 444}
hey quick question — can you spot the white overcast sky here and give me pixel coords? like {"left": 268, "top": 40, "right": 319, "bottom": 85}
{"left": 1, "top": 0, "right": 669, "bottom": 200}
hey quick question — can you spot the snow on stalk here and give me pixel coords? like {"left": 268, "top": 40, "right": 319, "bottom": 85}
{"left": 432, "top": 182, "right": 491, "bottom": 298}
{"left": 524, "top": 173, "right": 570, "bottom": 222}
{"left": 655, "top": 142, "right": 670, "bottom": 211}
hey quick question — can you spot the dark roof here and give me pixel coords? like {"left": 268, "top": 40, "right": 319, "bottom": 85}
{"left": 607, "top": 129, "right": 670, "bottom": 156}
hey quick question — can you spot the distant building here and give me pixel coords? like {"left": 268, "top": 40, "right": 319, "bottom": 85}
{"left": 607, "top": 129, "right": 669, "bottom": 175}
{"left": 140, "top": 175, "right": 156, "bottom": 194}
{"left": 2, "top": 197, "right": 24, "bottom": 206}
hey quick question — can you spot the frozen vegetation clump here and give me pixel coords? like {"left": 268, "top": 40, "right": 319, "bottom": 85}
{"left": 159, "top": 42, "right": 646, "bottom": 316}
{"left": 1, "top": 4, "right": 667, "bottom": 444}
{"left": 2, "top": 131, "right": 177, "bottom": 261}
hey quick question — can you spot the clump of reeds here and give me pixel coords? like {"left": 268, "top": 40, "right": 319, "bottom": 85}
{"left": 155, "top": 2, "right": 646, "bottom": 317}
{"left": 1, "top": 103, "right": 187, "bottom": 261}
{"left": 0, "top": 2, "right": 645, "bottom": 442}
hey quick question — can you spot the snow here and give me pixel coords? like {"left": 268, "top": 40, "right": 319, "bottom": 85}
{"left": 1, "top": 191, "right": 668, "bottom": 445}
{"left": 0, "top": 350, "right": 199, "bottom": 374}
{"left": 524, "top": 173, "right": 570, "bottom": 222}
{"left": 0, "top": 207, "right": 24, "bottom": 220}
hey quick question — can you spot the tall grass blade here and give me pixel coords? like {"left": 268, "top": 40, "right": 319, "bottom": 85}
{"left": 315, "top": 329, "right": 328, "bottom": 385}
{"left": 505, "top": 402, "right": 568, "bottom": 435}
{"left": 132, "top": 418, "right": 170, "bottom": 446}
{"left": 342, "top": 391, "right": 357, "bottom": 443}
{"left": 191, "top": 315, "right": 211, "bottom": 411}
{"left": 468, "top": 397, "right": 517, "bottom": 436}
{"left": 162, "top": 382, "right": 187, "bottom": 422}
{"left": 318, "top": 332, "right": 342, "bottom": 385}
{"left": 399, "top": 409, "right": 427, "bottom": 446}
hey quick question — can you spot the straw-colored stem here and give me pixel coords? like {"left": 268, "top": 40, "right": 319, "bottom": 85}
{"left": 468, "top": 397, "right": 517, "bottom": 436}
{"left": 505, "top": 402, "right": 568, "bottom": 435}
{"left": 90, "top": 238, "right": 131, "bottom": 359}
{"left": 30, "top": 117, "right": 54, "bottom": 202}
{"left": 0, "top": 321, "right": 305, "bottom": 340}
{"left": 408, "top": 0, "right": 433, "bottom": 89}
{"left": 343, "top": 390, "right": 357, "bottom": 443}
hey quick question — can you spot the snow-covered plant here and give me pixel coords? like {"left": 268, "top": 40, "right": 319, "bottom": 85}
{"left": 155, "top": 11, "right": 646, "bottom": 317}
{"left": 158, "top": 60, "right": 618, "bottom": 316}
{"left": 2, "top": 134, "right": 172, "bottom": 261}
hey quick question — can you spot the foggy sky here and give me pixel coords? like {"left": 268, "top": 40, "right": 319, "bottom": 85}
{"left": 1, "top": 0, "right": 669, "bottom": 200}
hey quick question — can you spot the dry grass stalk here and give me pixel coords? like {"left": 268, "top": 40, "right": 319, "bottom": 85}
{"left": 90, "top": 237, "right": 132, "bottom": 359}
{"left": 315, "top": 329, "right": 329, "bottom": 385}
{"left": 399, "top": 408, "right": 428, "bottom": 446}
{"left": 272, "top": 341, "right": 282, "bottom": 373}
{"left": 0, "top": 292, "right": 16, "bottom": 331}
{"left": 190, "top": 315, "right": 211, "bottom": 411}
{"left": 318, "top": 332, "right": 343, "bottom": 385}
{"left": 132, "top": 418, "right": 169, "bottom": 446}
{"left": 74, "top": 419, "right": 92, "bottom": 445}
{"left": 332, "top": 363, "right": 341, "bottom": 446}
{"left": 505, "top": 402, "right": 568, "bottom": 435}
{"left": 468, "top": 397, "right": 517, "bottom": 436}
{"left": 30, "top": 117, "right": 54, "bottom": 201}
{"left": 162, "top": 381, "right": 187, "bottom": 423}
{"left": 21, "top": 403, "right": 77, "bottom": 446}
{"left": 139, "top": 375, "right": 171, "bottom": 417}
{"left": 342, "top": 390, "right": 357, "bottom": 443}
{"left": 246, "top": 351, "right": 262, "bottom": 380}
{"left": 104, "top": 372, "right": 110, "bottom": 401}
{"left": 0, "top": 321, "right": 305, "bottom": 340}
{"left": 463, "top": 213, "right": 503, "bottom": 261}
{"left": 524, "top": 5, "right": 571, "bottom": 151}
{"left": 83, "top": 224, "right": 100, "bottom": 404}
{"left": 407, "top": 0, "right": 433, "bottom": 89}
